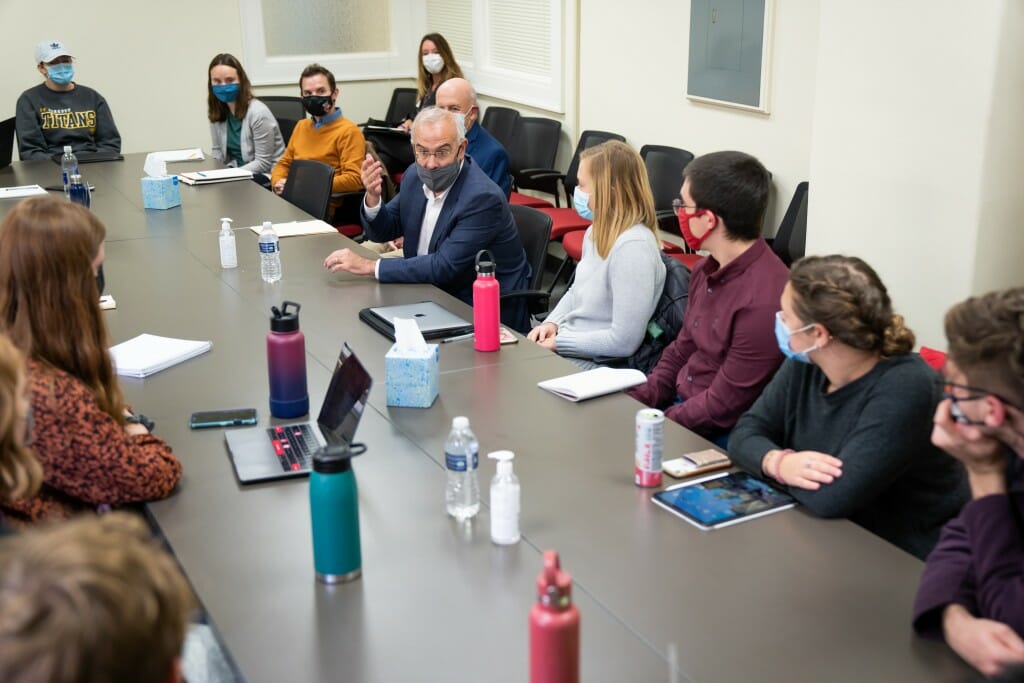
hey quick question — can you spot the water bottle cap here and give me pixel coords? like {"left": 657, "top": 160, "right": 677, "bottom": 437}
{"left": 270, "top": 300, "right": 301, "bottom": 332}
{"left": 312, "top": 444, "right": 363, "bottom": 473}
{"left": 475, "top": 249, "right": 495, "bottom": 276}
{"left": 536, "top": 550, "right": 573, "bottom": 606}
{"left": 69, "top": 173, "right": 83, "bottom": 184}
{"left": 63, "top": 145, "right": 72, "bottom": 153}
{"left": 452, "top": 416, "right": 469, "bottom": 430}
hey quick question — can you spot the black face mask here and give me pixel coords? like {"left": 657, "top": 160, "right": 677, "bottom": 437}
{"left": 301, "top": 95, "right": 333, "bottom": 117}
{"left": 96, "top": 264, "right": 105, "bottom": 296}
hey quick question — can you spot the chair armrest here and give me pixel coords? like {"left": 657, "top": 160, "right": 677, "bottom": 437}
{"left": 500, "top": 289, "right": 551, "bottom": 304}
{"left": 517, "top": 168, "right": 563, "bottom": 181}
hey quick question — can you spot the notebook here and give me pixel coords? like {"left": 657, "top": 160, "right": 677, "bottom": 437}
{"left": 178, "top": 168, "right": 253, "bottom": 185}
{"left": 109, "top": 334, "right": 212, "bottom": 378}
{"left": 0, "top": 117, "right": 14, "bottom": 170}
{"left": 359, "top": 301, "right": 473, "bottom": 341}
{"left": 224, "top": 343, "right": 372, "bottom": 483}
{"left": 537, "top": 367, "right": 647, "bottom": 402}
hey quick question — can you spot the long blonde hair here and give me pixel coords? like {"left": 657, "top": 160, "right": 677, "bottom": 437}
{"left": 581, "top": 140, "right": 660, "bottom": 259}
{"left": 0, "top": 334, "right": 40, "bottom": 503}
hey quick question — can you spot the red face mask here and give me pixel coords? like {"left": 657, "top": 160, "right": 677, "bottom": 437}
{"left": 677, "top": 206, "right": 713, "bottom": 251}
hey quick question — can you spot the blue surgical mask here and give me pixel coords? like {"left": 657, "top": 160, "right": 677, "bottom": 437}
{"left": 774, "top": 311, "right": 818, "bottom": 363}
{"left": 46, "top": 63, "right": 74, "bottom": 85}
{"left": 212, "top": 83, "right": 240, "bottom": 103}
{"left": 573, "top": 187, "right": 593, "bottom": 221}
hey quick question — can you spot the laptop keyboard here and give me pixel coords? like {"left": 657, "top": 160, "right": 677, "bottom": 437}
{"left": 266, "top": 424, "right": 317, "bottom": 472}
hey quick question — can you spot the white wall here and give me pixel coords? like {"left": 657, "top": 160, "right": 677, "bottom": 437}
{"left": 806, "top": 0, "right": 1024, "bottom": 348}
{"left": 577, "top": 0, "right": 821, "bottom": 235}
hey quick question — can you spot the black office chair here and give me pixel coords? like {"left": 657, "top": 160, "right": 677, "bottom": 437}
{"left": 507, "top": 117, "right": 562, "bottom": 193}
{"left": 276, "top": 118, "right": 299, "bottom": 146}
{"left": 384, "top": 87, "right": 418, "bottom": 125}
{"left": 281, "top": 160, "right": 335, "bottom": 221}
{"left": 519, "top": 130, "right": 626, "bottom": 208}
{"left": 771, "top": 181, "right": 809, "bottom": 267}
{"left": 500, "top": 205, "right": 554, "bottom": 324}
{"left": 260, "top": 97, "right": 306, "bottom": 146}
{"left": 481, "top": 106, "right": 520, "bottom": 149}
{"left": 641, "top": 144, "right": 695, "bottom": 237}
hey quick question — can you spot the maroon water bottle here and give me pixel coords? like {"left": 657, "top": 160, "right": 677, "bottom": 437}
{"left": 267, "top": 301, "right": 309, "bottom": 418}
{"left": 473, "top": 249, "right": 500, "bottom": 352}
{"left": 529, "top": 550, "right": 580, "bottom": 683}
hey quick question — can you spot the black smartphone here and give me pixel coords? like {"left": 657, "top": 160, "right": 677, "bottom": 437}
{"left": 189, "top": 408, "right": 258, "bottom": 429}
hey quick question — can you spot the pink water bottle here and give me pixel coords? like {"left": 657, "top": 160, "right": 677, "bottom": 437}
{"left": 529, "top": 550, "right": 580, "bottom": 683}
{"left": 267, "top": 301, "right": 309, "bottom": 418}
{"left": 473, "top": 249, "right": 500, "bottom": 352}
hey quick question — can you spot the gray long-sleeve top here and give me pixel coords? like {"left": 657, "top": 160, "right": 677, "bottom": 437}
{"left": 729, "top": 354, "right": 968, "bottom": 558}
{"left": 16, "top": 83, "right": 121, "bottom": 160}
{"left": 209, "top": 98, "right": 285, "bottom": 176}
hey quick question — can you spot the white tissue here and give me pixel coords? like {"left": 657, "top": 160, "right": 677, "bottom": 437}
{"left": 143, "top": 154, "right": 168, "bottom": 178}
{"left": 393, "top": 317, "right": 428, "bottom": 353}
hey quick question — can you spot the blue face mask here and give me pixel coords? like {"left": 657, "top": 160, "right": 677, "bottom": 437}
{"left": 774, "top": 311, "right": 818, "bottom": 363}
{"left": 573, "top": 187, "right": 593, "bottom": 221}
{"left": 46, "top": 63, "right": 74, "bottom": 85}
{"left": 212, "top": 83, "right": 240, "bottom": 103}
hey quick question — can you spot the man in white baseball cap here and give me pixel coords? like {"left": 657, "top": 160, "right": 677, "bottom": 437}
{"left": 15, "top": 39, "right": 121, "bottom": 160}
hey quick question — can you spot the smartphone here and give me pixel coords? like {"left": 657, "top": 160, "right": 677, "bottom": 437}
{"left": 189, "top": 408, "right": 258, "bottom": 429}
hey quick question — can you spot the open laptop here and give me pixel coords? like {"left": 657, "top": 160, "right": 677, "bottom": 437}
{"left": 0, "top": 117, "right": 15, "bottom": 170}
{"left": 359, "top": 301, "right": 473, "bottom": 341}
{"left": 225, "top": 343, "right": 372, "bottom": 483}
{"left": 50, "top": 149, "right": 124, "bottom": 164}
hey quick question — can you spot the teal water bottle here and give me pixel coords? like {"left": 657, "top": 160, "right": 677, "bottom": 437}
{"left": 309, "top": 444, "right": 365, "bottom": 584}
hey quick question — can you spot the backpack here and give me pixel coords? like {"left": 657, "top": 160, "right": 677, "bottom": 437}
{"left": 622, "top": 252, "right": 691, "bottom": 374}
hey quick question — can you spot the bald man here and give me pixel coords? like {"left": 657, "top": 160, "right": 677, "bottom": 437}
{"left": 435, "top": 78, "right": 511, "bottom": 197}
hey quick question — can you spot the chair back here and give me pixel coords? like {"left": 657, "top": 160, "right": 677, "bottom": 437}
{"left": 641, "top": 144, "right": 695, "bottom": 236}
{"left": 261, "top": 96, "right": 306, "bottom": 121}
{"left": 772, "top": 181, "right": 809, "bottom": 267}
{"left": 481, "top": 106, "right": 521, "bottom": 149}
{"left": 508, "top": 117, "right": 562, "bottom": 184}
{"left": 385, "top": 88, "right": 418, "bottom": 125}
{"left": 277, "top": 118, "right": 299, "bottom": 146}
{"left": 561, "top": 130, "right": 626, "bottom": 205}
{"left": 281, "top": 159, "right": 335, "bottom": 221}
{"left": 510, "top": 205, "right": 553, "bottom": 292}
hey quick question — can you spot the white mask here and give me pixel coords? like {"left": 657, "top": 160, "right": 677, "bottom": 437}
{"left": 422, "top": 53, "right": 444, "bottom": 74}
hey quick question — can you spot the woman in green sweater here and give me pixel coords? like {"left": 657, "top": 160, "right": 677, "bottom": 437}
{"left": 729, "top": 255, "right": 967, "bottom": 558}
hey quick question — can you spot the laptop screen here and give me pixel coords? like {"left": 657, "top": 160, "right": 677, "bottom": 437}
{"left": 317, "top": 343, "right": 372, "bottom": 446}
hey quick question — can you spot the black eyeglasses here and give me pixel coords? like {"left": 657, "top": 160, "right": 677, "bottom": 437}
{"left": 671, "top": 199, "right": 698, "bottom": 214}
{"left": 937, "top": 378, "right": 1012, "bottom": 426}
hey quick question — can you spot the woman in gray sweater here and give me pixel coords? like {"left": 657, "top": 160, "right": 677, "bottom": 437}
{"left": 206, "top": 54, "right": 285, "bottom": 184}
{"left": 729, "top": 255, "right": 967, "bottom": 558}
{"left": 528, "top": 141, "right": 665, "bottom": 359}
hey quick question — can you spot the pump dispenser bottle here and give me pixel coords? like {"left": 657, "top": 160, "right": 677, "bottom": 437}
{"left": 219, "top": 217, "right": 237, "bottom": 269}
{"left": 488, "top": 450, "right": 520, "bottom": 545}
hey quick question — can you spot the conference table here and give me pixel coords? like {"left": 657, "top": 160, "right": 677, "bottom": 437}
{"left": 0, "top": 155, "right": 971, "bottom": 682}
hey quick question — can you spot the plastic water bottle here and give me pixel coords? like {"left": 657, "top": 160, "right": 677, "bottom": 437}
{"left": 60, "top": 145, "right": 78, "bottom": 198}
{"left": 258, "top": 220, "right": 281, "bottom": 283}
{"left": 445, "top": 416, "right": 480, "bottom": 520}
{"left": 68, "top": 173, "right": 90, "bottom": 209}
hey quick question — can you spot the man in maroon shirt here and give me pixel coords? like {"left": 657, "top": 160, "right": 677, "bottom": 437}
{"left": 914, "top": 287, "right": 1024, "bottom": 676}
{"left": 628, "top": 151, "right": 788, "bottom": 443}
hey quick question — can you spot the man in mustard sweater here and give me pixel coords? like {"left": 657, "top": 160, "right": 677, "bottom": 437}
{"left": 271, "top": 64, "right": 364, "bottom": 216}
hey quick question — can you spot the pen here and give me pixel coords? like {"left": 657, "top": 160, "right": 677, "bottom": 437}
{"left": 440, "top": 332, "right": 475, "bottom": 344}
{"left": 196, "top": 172, "right": 207, "bottom": 177}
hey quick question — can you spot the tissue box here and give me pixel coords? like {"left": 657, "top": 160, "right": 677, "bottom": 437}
{"left": 385, "top": 343, "right": 439, "bottom": 408}
{"left": 141, "top": 176, "right": 181, "bottom": 210}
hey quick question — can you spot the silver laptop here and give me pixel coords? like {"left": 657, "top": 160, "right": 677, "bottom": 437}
{"left": 358, "top": 301, "right": 473, "bottom": 340}
{"left": 225, "top": 343, "right": 372, "bottom": 483}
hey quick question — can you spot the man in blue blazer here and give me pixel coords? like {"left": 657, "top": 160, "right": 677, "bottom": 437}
{"left": 324, "top": 107, "right": 531, "bottom": 331}
{"left": 436, "top": 78, "right": 511, "bottom": 197}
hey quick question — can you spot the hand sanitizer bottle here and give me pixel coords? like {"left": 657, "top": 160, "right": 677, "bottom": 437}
{"left": 488, "top": 450, "right": 520, "bottom": 545}
{"left": 219, "top": 217, "right": 237, "bottom": 269}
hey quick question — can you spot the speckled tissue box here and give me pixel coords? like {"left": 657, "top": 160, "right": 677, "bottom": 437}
{"left": 385, "top": 344, "right": 439, "bottom": 408}
{"left": 141, "top": 176, "right": 181, "bottom": 210}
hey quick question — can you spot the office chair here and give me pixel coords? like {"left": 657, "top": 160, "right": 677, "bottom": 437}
{"left": 481, "top": 106, "right": 520, "bottom": 149}
{"left": 261, "top": 96, "right": 306, "bottom": 121}
{"left": 384, "top": 88, "right": 418, "bottom": 125}
{"left": 521, "top": 130, "right": 625, "bottom": 208}
{"left": 771, "top": 181, "right": 809, "bottom": 267}
{"left": 281, "top": 159, "right": 335, "bottom": 221}
{"left": 641, "top": 144, "right": 695, "bottom": 236}
{"left": 507, "top": 117, "right": 562, "bottom": 208}
{"left": 500, "top": 205, "right": 554, "bottom": 325}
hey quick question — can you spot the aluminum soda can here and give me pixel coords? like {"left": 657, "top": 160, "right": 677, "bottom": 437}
{"left": 635, "top": 408, "right": 664, "bottom": 487}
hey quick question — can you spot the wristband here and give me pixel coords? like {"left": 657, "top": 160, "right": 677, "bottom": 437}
{"left": 125, "top": 413, "right": 155, "bottom": 432}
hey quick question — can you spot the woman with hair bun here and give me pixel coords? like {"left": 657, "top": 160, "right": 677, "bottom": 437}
{"left": 729, "top": 254, "right": 967, "bottom": 558}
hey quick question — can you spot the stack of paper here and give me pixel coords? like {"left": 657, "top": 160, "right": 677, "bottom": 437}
{"left": 110, "top": 334, "right": 212, "bottom": 378}
{"left": 177, "top": 168, "right": 253, "bottom": 186}
{"left": 150, "top": 148, "right": 205, "bottom": 162}
{"left": 0, "top": 185, "right": 48, "bottom": 200}
{"left": 247, "top": 220, "right": 337, "bottom": 237}
{"left": 537, "top": 367, "right": 646, "bottom": 402}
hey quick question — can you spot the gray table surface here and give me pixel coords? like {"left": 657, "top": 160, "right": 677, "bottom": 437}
{"left": 1, "top": 156, "right": 972, "bottom": 682}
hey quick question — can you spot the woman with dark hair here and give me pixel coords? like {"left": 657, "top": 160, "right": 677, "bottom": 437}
{"left": 0, "top": 197, "right": 181, "bottom": 523}
{"left": 729, "top": 254, "right": 967, "bottom": 558}
{"left": 207, "top": 53, "right": 285, "bottom": 184}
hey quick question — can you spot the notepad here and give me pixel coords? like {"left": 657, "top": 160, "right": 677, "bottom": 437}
{"left": 109, "top": 334, "right": 212, "bottom": 378}
{"left": 177, "top": 169, "right": 253, "bottom": 185}
{"left": 150, "top": 148, "right": 205, "bottom": 162}
{"left": 246, "top": 220, "right": 337, "bottom": 238}
{"left": 0, "top": 185, "right": 47, "bottom": 199}
{"left": 537, "top": 367, "right": 646, "bottom": 402}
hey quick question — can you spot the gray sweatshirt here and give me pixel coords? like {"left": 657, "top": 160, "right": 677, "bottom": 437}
{"left": 16, "top": 83, "right": 121, "bottom": 160}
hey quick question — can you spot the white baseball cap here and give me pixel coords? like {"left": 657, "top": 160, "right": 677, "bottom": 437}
{"left": 35, "top": 40, "right": 72, "bottom": 65}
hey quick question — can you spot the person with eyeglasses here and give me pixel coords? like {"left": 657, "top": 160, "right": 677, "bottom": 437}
{"left": 324, "top": 107, "right": 531, "bottom": 332}
{"left": 914, "top": 287, "right": 1024, "bottom": 676}
{"left": 15, "top": 40, "right": 122, "bottom": 161}
{"left": 628, "top": 151, "right": 789, "bottom": 446}
{"left": 728, "top": 254, "right": 967, "bottom": 558}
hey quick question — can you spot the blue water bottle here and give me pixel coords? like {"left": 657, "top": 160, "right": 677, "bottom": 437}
{"left": 309, "top": 444, "right": 366, "bottom": 584}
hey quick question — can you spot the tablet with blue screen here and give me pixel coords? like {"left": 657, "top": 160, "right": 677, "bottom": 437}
{"left": 652, "top": 471, "right": 797, "bottom": 530}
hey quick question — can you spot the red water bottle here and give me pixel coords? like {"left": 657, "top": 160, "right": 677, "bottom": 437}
{"left": 473, "top": 249, "right": 500, "bottom": 352}
{"left": 530, "top": 550, "right": 580, "bottom": 683}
